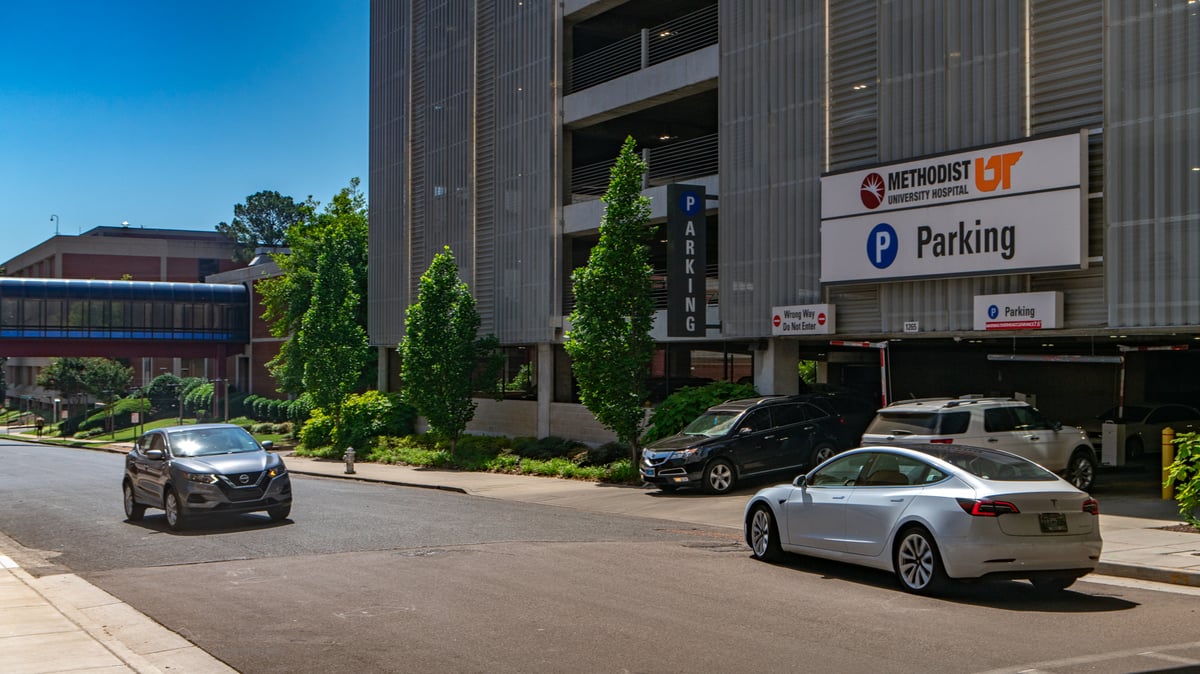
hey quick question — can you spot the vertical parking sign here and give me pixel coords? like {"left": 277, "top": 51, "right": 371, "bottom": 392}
{"left": 667, "top": 184, "right": 706, "bottom": 337}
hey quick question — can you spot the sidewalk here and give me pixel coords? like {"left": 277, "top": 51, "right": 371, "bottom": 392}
{"left": 2, "top": 439, "right": 1199, "bottom": 674}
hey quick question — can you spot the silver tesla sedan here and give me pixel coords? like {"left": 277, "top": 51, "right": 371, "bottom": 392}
{"left": 744, "top": 443, "right": 1101, "bottom": 594}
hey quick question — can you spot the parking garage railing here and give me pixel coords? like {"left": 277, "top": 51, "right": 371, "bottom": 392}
{"left": 568, "top": 4, "right": 719, "bottom": 94}
{"left": 570, "top": 133, "right": 718, "bottom": 202}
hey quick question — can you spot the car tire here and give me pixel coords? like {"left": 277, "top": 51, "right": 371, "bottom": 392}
{"left": 164, "top": 489, "right": 187, "bottom": 532}
{"left": 811, "top": 444, "right": 837, "bottom": 467}
{"left": 1030, "top": 573, "right": 1078, "bottom": 593}
{"left": 1125, "top": 435, "right": 1144, "bottom": 461}
{"left": 123, "top": 481, "right": 146, "bottom": 522}
{"left": 268, "top": 504, "right": 291, "bottom": 521}
{"left": 703, "top": 459, "right": 736, "bottom": 494}
{"left": 746, "top": 504, "right": 784, "bottom": 563}
{"left": 894, "top": 525, "right": 948, "bottom": 595}
{"left": 1066, "top": 449, "right": 1096, "bottom": 492}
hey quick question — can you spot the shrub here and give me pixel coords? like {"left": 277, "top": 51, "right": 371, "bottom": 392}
{"left": 642, "top": 381, "right": 759, "bottom": 444}
{"left": 227, "top": 416, "right": 255, "bottom": 430}
{"left": 1166, "top": 431, "right": 1200, "bottom": 527}
{"left": 287, "top": 394, "right": 314, "bottom": 424}
{"left": 573, "top": 441, "right": 628, "bottom": 467}
{"left": 337, "top": 391, "right": 418, "bottom": 451}
{"left": 510, "top": 435, "right": 585, "bottom": 460}
{"left": 298, "top": 408, "right": 334, "bottom": 449}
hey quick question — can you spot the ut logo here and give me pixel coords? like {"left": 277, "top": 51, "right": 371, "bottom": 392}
{"left": 975, "top": 151, "right": 1023, "bottom": 192}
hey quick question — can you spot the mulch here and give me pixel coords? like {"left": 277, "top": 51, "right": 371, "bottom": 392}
{"left": 1157, "top": 523, "right": 1200, "bottom": 534}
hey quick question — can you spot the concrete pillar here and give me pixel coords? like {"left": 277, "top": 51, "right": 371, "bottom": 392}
{"left": 377, "top": 346, "right": 390, "bottom": 392}
{"left": 537, "top": 343, "right": 553, "bottom": 438}
{"left": 753, "top": 338, "right": 799, "bottom": 395}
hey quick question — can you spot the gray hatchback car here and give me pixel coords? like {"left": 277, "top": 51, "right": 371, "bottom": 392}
{"left": 123, "top": 423, "right": 293, "bottom": 530}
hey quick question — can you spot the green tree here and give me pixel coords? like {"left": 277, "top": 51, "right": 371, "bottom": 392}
{"left": 564, "top": 136, "right": 657, "bottom": 463}
{"left": 400, "top": 246, "right": 495, "bottom": 457}
{"left": 296, "top": 222, "right": 372, "bottom": 448}
{"left": 217, "top": 190, "right": 306, "bottom": 263}
{"left": 260, "top": 178, "right": 372, "bottom": 395}
{"left": 37, "top": 357, "right": 132, "bottom": 430}
{"left": 36, "top": 357, "right": 91, "bottom": 418}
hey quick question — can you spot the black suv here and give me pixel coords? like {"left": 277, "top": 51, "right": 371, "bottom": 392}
{"left": 641, "top": 396, "right": 843, "bottom": 494}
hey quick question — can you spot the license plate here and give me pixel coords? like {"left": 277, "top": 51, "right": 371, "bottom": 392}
{"left": 1039, "top": 512, "right": 1068, "bottom": 533}
{"left": 644, "top": 467, "right": 655, "bottom": 477}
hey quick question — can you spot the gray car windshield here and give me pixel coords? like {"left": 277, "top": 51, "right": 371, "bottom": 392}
{"left": 169, "top": 428, "right": 262, "bottom": 457}
{"left": 682, "top": 411, "right": 741, "bottom": 437}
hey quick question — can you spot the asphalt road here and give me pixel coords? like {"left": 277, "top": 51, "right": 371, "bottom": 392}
{"left": 4, "top": 439, "right": 1200, "bottom": 673}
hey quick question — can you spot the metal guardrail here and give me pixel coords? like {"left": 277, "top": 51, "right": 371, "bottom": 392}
{"left": 570, "top": 133, "right": 718, "bottom": 202}
{"left": 568, "top": 4, "right": 718, "bottom": 94}
{"left": 564, "top": 263, "right": 719, "bottom": 314}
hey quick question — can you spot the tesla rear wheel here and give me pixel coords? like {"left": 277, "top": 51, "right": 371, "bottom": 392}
{"left": 164, "top": 489, "right": 187, "bottom": 531}
{"left": 1066, "top": 450, "right": 1096, "bottom": 492}
{"left": 811, "top": 444, "right": 837, "bottom": 466}
{"left": 1030, "top": 573, "right": 1077, "bottom": 593}
{"left": 268, "top": 504, "right": 291, "bottom": 521}
{"left": 894, "top": 526, "right": 948, "bottom": 595}
{"left": 747, "top": 505, "right": 783, "bottom": 562}
{"left": 703, "top": 460, "right": 735, "bottom": 494}
{"left": 123, "top": 482, "right": 145, "bottom": 522}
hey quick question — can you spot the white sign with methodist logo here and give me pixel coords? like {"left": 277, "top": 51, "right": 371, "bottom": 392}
{"left": 973, "top": 291, "right": 1062, "bottom": 331}
{"left": 820, "top": 132, "right": 1087, "bottom": 283}
{"left": 771, "top": 304, "right": 835, "bottom": 336}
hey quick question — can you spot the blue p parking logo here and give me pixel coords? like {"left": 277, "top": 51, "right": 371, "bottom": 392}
{"left": 679, "top": 190, "right": 702, "bottom": 216}
{"left": 867, "top": 223, "right": 898, "bottom": 269}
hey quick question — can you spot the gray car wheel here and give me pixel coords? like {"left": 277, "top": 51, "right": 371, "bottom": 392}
{"left": 894, "top": 526, "right": 948, "bottom": 595}
{"left": 268, "top": 504, "right": 291, "bottom": 521}
{"left": 811, "top": 444, "right": 837, "bottom": 466}
{"left": 747, "top": 504, "right": 783, "bottom": 562}
{"left": 703, "top": 459, "right": 735, "bottom": 494}
{"left": 1066, "top": 450, "right": 1096, "bottom": 492}
{"left": 164, "top": 489, "right": 187, "bottom": 531}
{"left": 1030, "top": 572, "right": 1078, "bottom": 593}
{"left": 123, "top": 481, "right": 146, "bottom": 522}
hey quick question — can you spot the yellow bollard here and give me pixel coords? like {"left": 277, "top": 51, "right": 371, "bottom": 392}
{"left": 1162, "top": 426, "right": 1176, "bottom": 500}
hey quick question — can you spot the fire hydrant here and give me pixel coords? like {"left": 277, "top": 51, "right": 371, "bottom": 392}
{"left": 343, "top": 446, "right": 356, "bottom": 474}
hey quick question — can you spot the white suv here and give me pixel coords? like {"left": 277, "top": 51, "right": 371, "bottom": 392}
{"left": 861, "top": 397, "right": 1098, "bottom": 491}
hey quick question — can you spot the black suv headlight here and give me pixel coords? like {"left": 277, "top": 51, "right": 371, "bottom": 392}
{"left": 669, "top": 448, "right": 699, "bottom": 461}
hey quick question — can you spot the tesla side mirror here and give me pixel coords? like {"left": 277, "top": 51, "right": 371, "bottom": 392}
{"left": 145, "top": 449, "right": 165, "bottom": 460}
{"left": 1052, "top": 420, "right": 1063, "bottom": 431}
{"left": 792, "top": 474, "right": 808, "bottom": 488}
{"left": 261, "top": 440, "right": 274, "bottom": 451}
{"left": 738, "top": 426, "right": 754, "bottom": 435}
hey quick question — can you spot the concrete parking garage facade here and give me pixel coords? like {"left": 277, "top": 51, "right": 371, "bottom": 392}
{"left": 368, "top": 1, "right": 1200, "bottom": 452}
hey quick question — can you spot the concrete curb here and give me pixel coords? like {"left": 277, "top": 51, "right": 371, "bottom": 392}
{"left": 1096, "top": 561, "right": 1200, "bottom": 588}
{"left": 290, "top": 467, "right": 469, "bottom": 494}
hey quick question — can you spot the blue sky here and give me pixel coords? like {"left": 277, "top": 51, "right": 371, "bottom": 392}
{"left": 0, "top": 1, "right": 367, "bottom": 263}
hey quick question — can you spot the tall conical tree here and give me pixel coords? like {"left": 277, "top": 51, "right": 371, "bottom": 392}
{"left": 564, "top": 136, "right": 657, "bottom": 464}
{"left": 400, "top": 246, "right": 496, "bottom": 457}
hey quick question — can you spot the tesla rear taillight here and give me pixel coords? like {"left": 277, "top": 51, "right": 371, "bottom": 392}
{"left": 956, "top": 498, "right": 1020, "bottom": 516}
{"left": 1082, "top": 498, "right": 1099, "bottom": 515}
{"left": 929, "top": 438, "right": 953, "bottom": 444}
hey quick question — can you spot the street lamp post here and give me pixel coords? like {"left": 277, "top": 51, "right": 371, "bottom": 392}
{"left": 50, "top": 214, "right": 59, "bottom": 235}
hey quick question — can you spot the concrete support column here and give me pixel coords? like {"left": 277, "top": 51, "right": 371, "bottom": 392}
{"left": 753, "top": 338, "right": 799, "bottom": 396}
{"left": 537, "top": 343, "right": 553, "bottom": 438}
{"left": 377, "top": 346, "right": 390, "bottom": 392}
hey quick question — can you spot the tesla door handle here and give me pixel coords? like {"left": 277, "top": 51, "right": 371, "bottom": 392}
{"left": 833, "top": 495, "right": 846, "bottom": 500}
{"left": 890, "top": 497, "right": 904, "bottom": 502}
{"left": 987, "top": 438, "right": 999, "bottom": 442}
{"left": 1028, "top": 435, "right": 1041, "bottom": 440}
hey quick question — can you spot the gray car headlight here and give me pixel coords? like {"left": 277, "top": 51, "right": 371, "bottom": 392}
{"left": 267, "top": 465, "right": 286, "bottom": 478}
{"left": 184, "top": 471, "right": 218, "bottom": 484}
